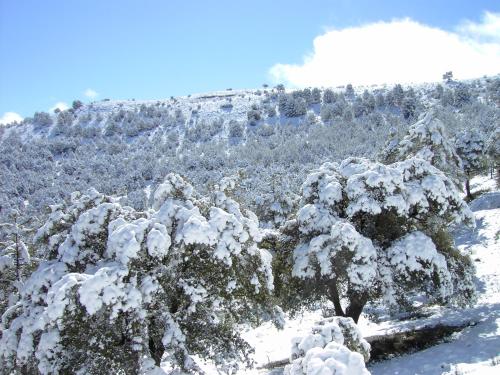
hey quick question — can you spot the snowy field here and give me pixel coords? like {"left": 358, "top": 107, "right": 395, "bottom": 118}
{"left": 232, "top": 175, "right": 500, "bottom": 375}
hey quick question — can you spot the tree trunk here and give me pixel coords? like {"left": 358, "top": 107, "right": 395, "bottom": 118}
{"left": 149, "top": 336, "right": 164, "bottom": 366}
{"left": 465, "top": 177, "right": 472, "bottom": 201}
{"left": 14, "top": 217, "right": 20, "bottom": 282}
{"left": 345, "top": 295, "right": 368, "bottom": 323}
{"left": 148, "top": 316, "right": 165, "bottom": 366}
{"left": 327, "top": 279, "right": 345, "bottom": 317}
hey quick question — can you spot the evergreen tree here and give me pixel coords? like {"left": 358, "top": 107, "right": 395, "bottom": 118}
{"left": 486, "top": 128, "right": 500, "bottom": 186}
{"left": 274, "top": 157, "right": 475, "bottom": 323}
{"left": 380, "top": 109, "right": 464, "bottom": 185}
{"left": 391, "top": 84, "right": 405, "bottom": 108}
{"left": 0, "top": 210, "right": 34, "bottom": 317}
{"left": 323, "top": 89, "right": 336, "bottom": 104}
{"left": 311, "top": 88, "right": 322, "bottom": 104}
{"left": 345, "top": 84, "right": 355, "bottom": 99}
{"left": 0, "top": 175, "right": 275, "bottom": 374}
{"left": 455, "top": 129, "right": 488, "bottom": 200}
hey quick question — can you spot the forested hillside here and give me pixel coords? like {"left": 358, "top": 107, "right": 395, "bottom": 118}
{"left": 1, "top": 77, "right": 498, "bottom": 227}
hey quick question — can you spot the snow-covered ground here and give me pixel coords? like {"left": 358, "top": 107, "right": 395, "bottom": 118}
{"left": 238, "top": 174, "right": 500, "bottom": 375}
{"left": 369, "top": 195, "right": 500, "bottom": 374}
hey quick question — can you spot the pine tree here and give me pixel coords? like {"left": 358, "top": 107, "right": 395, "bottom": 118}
{"left": 486, "top": 128, "right": 500, "bottom": 186}
{"left": 455, "top": 129, "right": 488, "bottom": 200}
{"left": 0, "top": 210, "right": 34, "bottom": 317}
{"left": 323, "top": 88, "right": 336, "bottom": 104}
{"left": 0, "top": 175, "right": 275, "bottom": 374}
{"left": 274, "top": 157, "right": 475, "bottom": 323}
{"left": 380, "top": 109, "right": 464, "bottom": 185}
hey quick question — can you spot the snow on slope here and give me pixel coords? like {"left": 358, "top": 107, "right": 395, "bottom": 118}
{"left": 1, "top": 88, "right": 270, "bottom": 143}
{"left": 239, "top": 175, "right": 499, "bottom": 375}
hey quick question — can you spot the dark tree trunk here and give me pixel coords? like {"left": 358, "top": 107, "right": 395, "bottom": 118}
{"left": 148, "top": 315, "right": 165, "bottom": 366}
{"left": 327, "top": 279, "right": 345, "bottom": 317}
{"left": 345, "top": 295, "right": 368, "bottom": 323}
{"left": 149, "top": 336, "right": 164, "bottom": 366}
{"left": 465, "top": 177, "right": 472, "bottom": 201}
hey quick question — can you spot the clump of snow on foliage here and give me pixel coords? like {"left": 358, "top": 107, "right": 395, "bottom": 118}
{"left": 381, "top": 231, "right": 453, "bottom": 304}
{"left": 285, "top": 317, "right": 370, "bottom": 375}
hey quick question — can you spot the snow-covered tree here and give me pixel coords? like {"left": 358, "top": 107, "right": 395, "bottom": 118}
{"left": 388, "top": 84, "right": 405, "bottom": 108}
{"left": 353, "top": 97, "right": 367, "bottom": 118}
{"left": 486, "top": 77, "right": 500, "bottom": 105}
{"left": 285, "top": 317, "right": 370, "bottom": 375}
{"left": 402, "top": 95, "right": 417, "bottom": 119}
{"left": 0, "top": 174, "right": 275, "bottom": 374}
{"left": 455, "top": 129, "right": 488, "bottom": 199}
{"left": 33, "top": 111, "right": 53, "bottom": 127}
{"left": 279, "top": 94, "right": 307, "bottom": 118}
{"left": 311, "top": 88, "right": 322, "bottom": 104}
{"left": 72, "top": 100, "right": 83, "bottom": 110}
{"left": 323, "top": 89, "right": 336, "bottom": 104}
{"left": 486, "top": 128, "right": 500, "bottom": 185}
{"left": 362, "top": 90, "right": 375, "bottom": 113}
{"left": 443, "top": 71, "right": 453, "bottom": 83}
{"left": 275, "top": 157, "right": 475, "bottom": 323}
{"left": 380, "top": 109, "right": 463, "bottom": 185}
{"left": 345, "top": 84, "right": 355, "bottom": 99}
{"left": 0, "top": 210, "right": 34, "bottom": 317}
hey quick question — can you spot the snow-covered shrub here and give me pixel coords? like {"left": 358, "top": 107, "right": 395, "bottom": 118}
{"left": 284, "top": 317, "right": 370, "bottom": 375}
{"left": 380, "top": 109, "right": 463, "bottom": 185}
{"left": 266, "top": 105, "right": 277, "bottom": 118}
{"left": 255, "top": 124, "right": 274, "bottom": 138}
{"left": 0, "top": 174, "right": 274, "bottom": 374}
{"left": 275, "top": 157, "right": 475, "bottom": 322}
{"left": 229, "top": 120, "right": 244, "bottom": 138}
{"left": 247, "top": 104, "right": 261, "bottom": 125}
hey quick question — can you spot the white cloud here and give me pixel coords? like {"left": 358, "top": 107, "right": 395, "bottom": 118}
{"left": 270, "top": 12, "right": 500, "bottom": 87}
{"left": 0, "top": 112, "right": 23, "bottom": 126}
{"left": 458, "top": 11, "right": 500, "bottom": 42}
{"left": 50, "top": 102, "right": 69, "bottom": 112}
{"left": 84, "top": 88, "right": 99, "bottom": 99}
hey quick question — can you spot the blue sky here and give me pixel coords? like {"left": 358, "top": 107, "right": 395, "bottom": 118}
{"left": 1, "top": 0, "right": 499, "bottom": 120}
